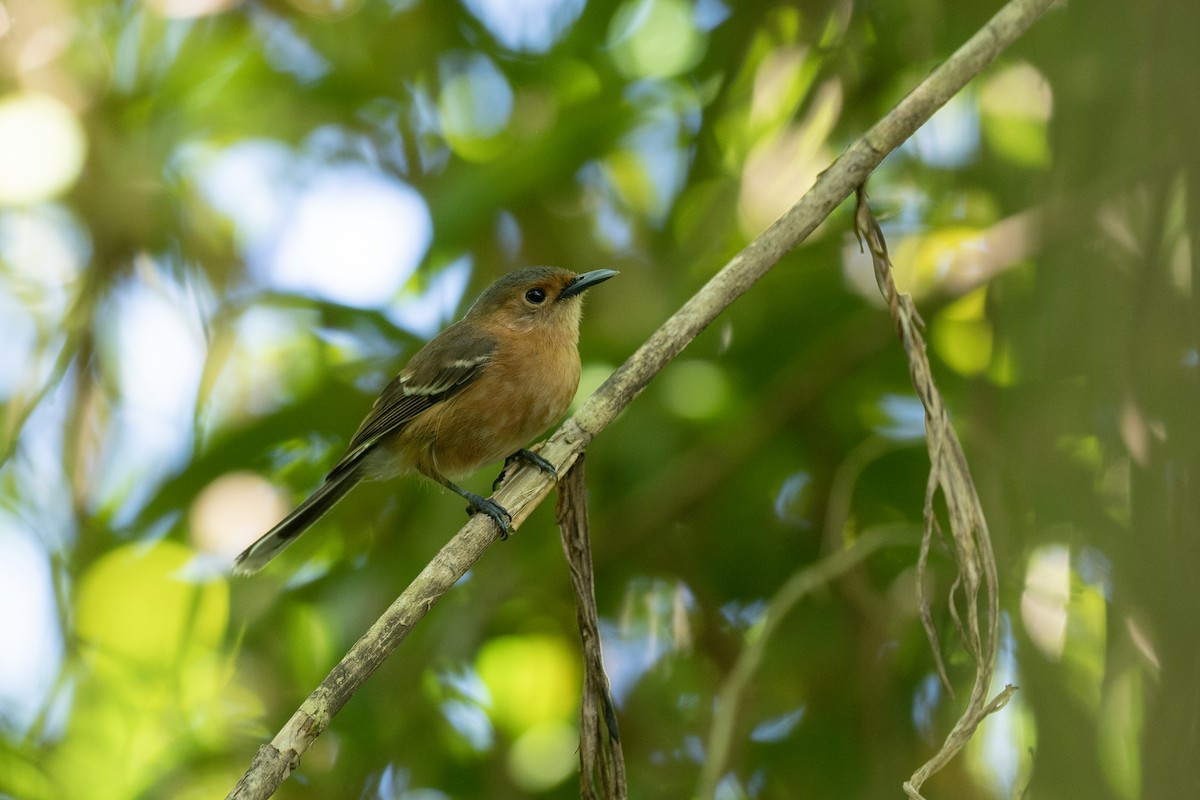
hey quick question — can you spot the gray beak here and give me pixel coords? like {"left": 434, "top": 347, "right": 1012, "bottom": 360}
{"left": 559, "top": 269, "right": 619, "bottom": 300}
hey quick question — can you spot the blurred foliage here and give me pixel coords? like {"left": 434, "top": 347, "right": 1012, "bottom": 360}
{"left": 1, "top": 0, "right": 1198, "bottom": 798}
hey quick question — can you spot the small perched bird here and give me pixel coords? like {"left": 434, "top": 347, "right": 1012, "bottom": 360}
{"left": 232, "top": 266, "right": 617, "bottom": 574}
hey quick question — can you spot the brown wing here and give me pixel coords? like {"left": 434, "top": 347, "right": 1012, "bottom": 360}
{"left": 327, "top": 322, "right": 497, "bottom": 478}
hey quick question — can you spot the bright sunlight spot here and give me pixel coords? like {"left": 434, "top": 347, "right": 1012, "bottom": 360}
{"left": 192, "top": 141, "right": 432, "bottom": 309}
{"left": 145, "top": 0, "right": 242, "bottom": 17}
{"left": 438, "top": 54, "right": 515, "bottom": 160}
{"left": 739, "top": 80, "right": 840, "bottom": 235}
{"left": 507, "top": 721, "right": 579, "bottom": 791}
{"left": 932, "top": 288, "right": 994, "bottom": 376}
{"left": 189, "top": 471, "right": 291, "bottom": 562}
{"left": 609, "top": 0, "right": 706, "bottom": 79}
{"left": 662, "top": 359, "right": 730, "bottom": 419}
{"left": 980, "top": 61, "right": 1053, "bottom": 168}
{"left": 76, "top": 541, "right": 228, "bottom": 671}
{"left": 0, "top": 518, "right": 63, "bottom": 736}
{"left": 1021, "top": 544, "right": 1070, "bottom": 661}
{"left": 462, "top": 0, "right": 586, "bottom": 53}
{"left": 0, "top": 92, "right": 86, "bottom": 205}
{"left": 476, "top": 635, "right": 579, "bottom": 735}
{"left": 907, "top": 92, "right": 980, "bottom": 169}
{"left": 93, "top": 274, "right": 208, "bottom": 522}
{"left": 267, "top": 165, "right": 431, "bottom": 306}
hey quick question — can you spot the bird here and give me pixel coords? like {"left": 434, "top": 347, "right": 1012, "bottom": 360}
{"left": 232, "top": 266, "right": 618, "bottom": 575}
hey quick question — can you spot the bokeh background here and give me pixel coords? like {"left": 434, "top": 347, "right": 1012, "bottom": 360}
{"left": 1, "top": 0, "right": 1198, "bottom": 798}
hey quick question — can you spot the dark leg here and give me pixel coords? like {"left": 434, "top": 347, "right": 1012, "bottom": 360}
{"left": 492, "top": 448, "right": 558, "bottom": 491}
{"left": 443, "top": 479, "right": 514, "bottom": 539}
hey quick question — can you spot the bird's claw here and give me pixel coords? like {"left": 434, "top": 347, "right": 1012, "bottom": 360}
{"left": 492, "top": 448, "right": 558, "bottom": 491}
{"left": 465, "top": 495, "right": 514, "bottom": 539}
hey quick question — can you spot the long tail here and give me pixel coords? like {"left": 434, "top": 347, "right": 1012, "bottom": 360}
{"left": 232, "top": 467, "right": 361, "bottom": 575}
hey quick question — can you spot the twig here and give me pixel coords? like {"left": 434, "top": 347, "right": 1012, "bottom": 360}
{"left": 226, "top": 0, "right": 1056, "bottom": 794}
{"left": 225, "top": 512, "right": 501, "bottom": 799}
{"left": 698, "top": 527, "right": 914, "bottom": 799}
{"left": 853, "top": 188, "right": 1017, "bottom": 798}
{"left": 557, "top": 456, "right": 627, "bottom": 799}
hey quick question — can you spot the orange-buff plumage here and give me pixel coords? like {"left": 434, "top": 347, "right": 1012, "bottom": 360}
{"left": 233, "top": 266, "right": 617, "bottom": 574}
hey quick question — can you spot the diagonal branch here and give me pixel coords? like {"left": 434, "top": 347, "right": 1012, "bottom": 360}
{"left": 225, "top": 1, "right": 1057, "bottom": 795}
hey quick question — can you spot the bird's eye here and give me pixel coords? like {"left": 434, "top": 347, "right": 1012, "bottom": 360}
{"left": 525, "top": 288, "right": 547, "bottom": 304}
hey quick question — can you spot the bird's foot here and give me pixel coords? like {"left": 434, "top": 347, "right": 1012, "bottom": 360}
{"left": 492, "top": 448, "right": 558, "bottom": 491}
{"left": 463, "top": 492, "right": 514, "bottom": 539}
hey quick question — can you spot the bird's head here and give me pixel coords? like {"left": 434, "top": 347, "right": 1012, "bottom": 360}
{"left": 468, "top": 266, "right": 618, "bottom": 336}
